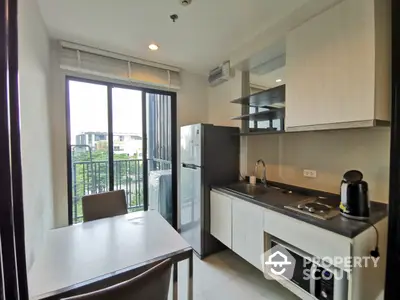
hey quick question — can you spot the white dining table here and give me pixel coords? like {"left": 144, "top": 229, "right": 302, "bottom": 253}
{"left": 28, "top": 211, "right": 193, "bottom": 300}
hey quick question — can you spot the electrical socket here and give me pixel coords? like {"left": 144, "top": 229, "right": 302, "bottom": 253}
{"left": 303, "top": 169, "right": 317, "bottom": 178}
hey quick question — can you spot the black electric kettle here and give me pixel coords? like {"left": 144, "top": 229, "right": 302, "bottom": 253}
{"left": 339, "top": 170, "right": 370, "bottom": 220}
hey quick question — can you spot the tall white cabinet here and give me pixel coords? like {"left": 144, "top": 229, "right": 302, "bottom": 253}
{"left": 210, "top": 191, "right": 232, "bottom": 249}
{"left": 285, "top": 0, "right": 391, "bottom": 131}
{"left": 232, "top": 198, "right": 264, "bottom": 271}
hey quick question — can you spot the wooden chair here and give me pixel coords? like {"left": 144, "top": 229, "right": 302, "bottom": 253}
{"left": 82, "top": 190, "right": 127, "bottom": 222}
{"left": 61, "top": 259, "right": 172, "bottom": 300}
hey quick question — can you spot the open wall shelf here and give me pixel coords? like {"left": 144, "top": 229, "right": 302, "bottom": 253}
{"left": 231, "top": 84, "right": 285, "bottom": 108}
{"left": 231, "top": 108, "right": 285, "bottom": 122}
{"left": 231, "top": 84, "right": 286, "bottom": 134}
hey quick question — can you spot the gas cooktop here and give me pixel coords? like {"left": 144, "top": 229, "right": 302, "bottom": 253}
{"left": 284, "top": 197, "right": 340, "bottom": 220}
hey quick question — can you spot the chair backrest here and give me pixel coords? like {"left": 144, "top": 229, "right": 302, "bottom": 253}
{"left": 61, "top": 259, "right": 172, "bottom": 300}
{"left": 82, "top": 190, "right": 128, "bottom": 222}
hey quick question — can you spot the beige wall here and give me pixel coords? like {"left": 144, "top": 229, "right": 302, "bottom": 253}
{"left": 19, "top": 0, "right": 54, "bottom": 270}
{"left": 177, "top": 72, "right": 209, "bottom": 127}
{"left": 207, "top": 72, "right": 250, "bottom": 175}
{"left": 247, "top": 128, "right": 390, "bottom": 203}
{"left": 176, "top": 71, "right": 209, "bottom": 228}
{"left": 207, "top": 72, "right": 243, "bottom": 127}
{"left": 49, "top": 44, "right": 69, "bottom": 228}
{"left": 48, "top": 47, "right": 209, "bottom": 227}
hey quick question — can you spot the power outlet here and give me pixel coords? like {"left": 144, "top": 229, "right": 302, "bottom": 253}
{"left": 303, "top": 169, "right": 317, "bottom": 178}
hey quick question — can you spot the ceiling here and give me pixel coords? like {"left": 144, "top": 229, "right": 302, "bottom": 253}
{"left": 38, "top": 0, "right": 309, "bottom": 74}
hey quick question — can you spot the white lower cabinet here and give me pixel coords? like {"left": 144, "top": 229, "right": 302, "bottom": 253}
{"left": 210, "top": 189, "right": 388, "bottom": 300}
{"left": 210, "top": 190, "right": 232, "bottom": 249}
{"left": 210, "top": 190, "right": 264, "bottom": 271}
{"left": 232, "top": 198, "right": 264, "bottom": 271}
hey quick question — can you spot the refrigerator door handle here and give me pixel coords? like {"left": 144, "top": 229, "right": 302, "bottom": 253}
{"left": 182, "top": 163, "right": 198, "bottom": 169}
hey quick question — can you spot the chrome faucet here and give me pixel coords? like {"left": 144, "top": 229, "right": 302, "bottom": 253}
{"left": 255, "top": 159, "right": 267, "bottom": 187}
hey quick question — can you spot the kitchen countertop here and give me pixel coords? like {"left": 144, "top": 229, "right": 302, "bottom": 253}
{"left": 212, "top": 182, "right": 388, "bottom": 239}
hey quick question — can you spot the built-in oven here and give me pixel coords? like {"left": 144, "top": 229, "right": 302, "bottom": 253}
{"left": 270, "top": 238, "right": 348, "bottom": 300}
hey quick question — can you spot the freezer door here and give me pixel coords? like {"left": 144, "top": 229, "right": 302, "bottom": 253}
{"left": 180, "top": 124, "right": 202, "bottom": 166}
{"left": 180, "top": 165, "right": 202, "bottom": 254}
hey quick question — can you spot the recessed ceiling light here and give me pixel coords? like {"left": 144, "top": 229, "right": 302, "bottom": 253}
{"left": 276, "top": 79, "right": 282, "bottom": 83}
{"left": 148, "top": 44, "right": 159, "bottom": 51}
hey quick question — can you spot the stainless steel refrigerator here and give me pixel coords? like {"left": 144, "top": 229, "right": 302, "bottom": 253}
{"left": 180, "top": 124, "right": 239, "bottom": 258}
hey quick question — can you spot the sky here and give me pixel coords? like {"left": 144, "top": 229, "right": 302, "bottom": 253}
{"left": 69, "top": 80, "right": 143, "bottom": 144}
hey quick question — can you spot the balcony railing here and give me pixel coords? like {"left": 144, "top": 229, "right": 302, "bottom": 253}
{"left": 71, "top": 158, "right": 172, "bottom": 223}
{"left": 72, "top": 159, "right": 143, "bottom": 223}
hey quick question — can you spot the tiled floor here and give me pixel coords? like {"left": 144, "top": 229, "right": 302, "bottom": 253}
{"left": 172, "top": 250, "right": 299, "bottom": 300}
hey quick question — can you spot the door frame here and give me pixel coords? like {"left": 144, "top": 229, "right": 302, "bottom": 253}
{"left": 0, "top": 0, "right": 29, "bottom": 297}
{"left": 385, "top": 1, "right": 400, "bottom": 299}
{"left": 65, "top": 76, "right": 177, "bottom": 229}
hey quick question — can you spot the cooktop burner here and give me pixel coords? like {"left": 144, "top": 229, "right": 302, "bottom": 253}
{"left": 300, "top": 202, "right": 332, "bottom": 212}
{"left": 285, "top": 197, "right": 340, "bottom": 220}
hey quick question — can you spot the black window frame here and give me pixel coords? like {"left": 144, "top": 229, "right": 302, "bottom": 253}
{"left": 65, "top": 76, "right": 178, "bottom": 229}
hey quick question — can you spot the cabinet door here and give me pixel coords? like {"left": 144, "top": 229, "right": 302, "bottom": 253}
{"left": 232, "top": 199, "right": 264, "bottom": 271}
{"left": 286, "top": 0, "right": 376, "bottom": 130}
{"left": 210, "top": 191, "right": 232, "bottom": 249}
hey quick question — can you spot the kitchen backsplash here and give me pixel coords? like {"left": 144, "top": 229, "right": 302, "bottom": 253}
{"left": 246, "top": 128, "right": 390, "bottom": 203}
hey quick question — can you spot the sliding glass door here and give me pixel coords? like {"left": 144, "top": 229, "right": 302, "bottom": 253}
{"left": 66, "top": 78, "right": 177, "bottom": 226}
{"left": 68, "top": 80, "right": 110, "bottom": 223}
{"left": 111, "top": 88, "right": 144, "bottom": 213}
{"left": 146, "top": 92, "right": 176, "bottom": 227}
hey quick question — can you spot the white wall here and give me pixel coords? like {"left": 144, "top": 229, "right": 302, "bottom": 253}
{"left": 48, "top": 48, "right": 209, "bottom": 227}
{"left": 18, "top": 0, "right": 54, "bottom": 270}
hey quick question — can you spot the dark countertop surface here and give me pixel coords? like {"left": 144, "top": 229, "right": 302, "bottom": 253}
{"left": 212, "top": 181, "right": 388, "bottom": 239}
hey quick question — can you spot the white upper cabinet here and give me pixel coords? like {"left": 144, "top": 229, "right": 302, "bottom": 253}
{"left": 285, "top": 0, "right": 390, "bottom": 131}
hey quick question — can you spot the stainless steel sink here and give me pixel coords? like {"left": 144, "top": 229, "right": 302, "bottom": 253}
{"left": 224, "top": 183, "right": 292, "bottom": 199}
{"left": 224, "top": 184, "right": 270, "bottom": 198}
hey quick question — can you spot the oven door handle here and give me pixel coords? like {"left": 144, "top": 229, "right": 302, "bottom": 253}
{"left": 310, "top": 263, "right": 319, "bottom": 296}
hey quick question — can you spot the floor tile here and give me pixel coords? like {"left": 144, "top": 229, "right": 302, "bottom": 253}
{"left": 202, "top": 276, "right": 264, "bottom": 300}
{"left": 171, "top": 250, "right": 299, "bottom": 300}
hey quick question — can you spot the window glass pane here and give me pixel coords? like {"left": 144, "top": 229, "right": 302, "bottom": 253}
{"left": 112, "top": 88, "right": 144, "bottom": 212}
{"left": 257, "top": 107, "right": 269, "bottom": 129}
{"left": 249, "top": 106, "right": 257, "bottom": 129}
{"left": 68, "top": 80, "right": 109, "bottom": 223}
{"left": 146, "top": 93, "right": 173, "bottom": 225}
{"left": 272, "top": 119, "right": 282, "bottom": 131}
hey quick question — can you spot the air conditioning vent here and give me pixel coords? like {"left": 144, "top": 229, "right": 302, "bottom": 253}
{"left": 208, "top": 61, "right": 230, "bottom": 86}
